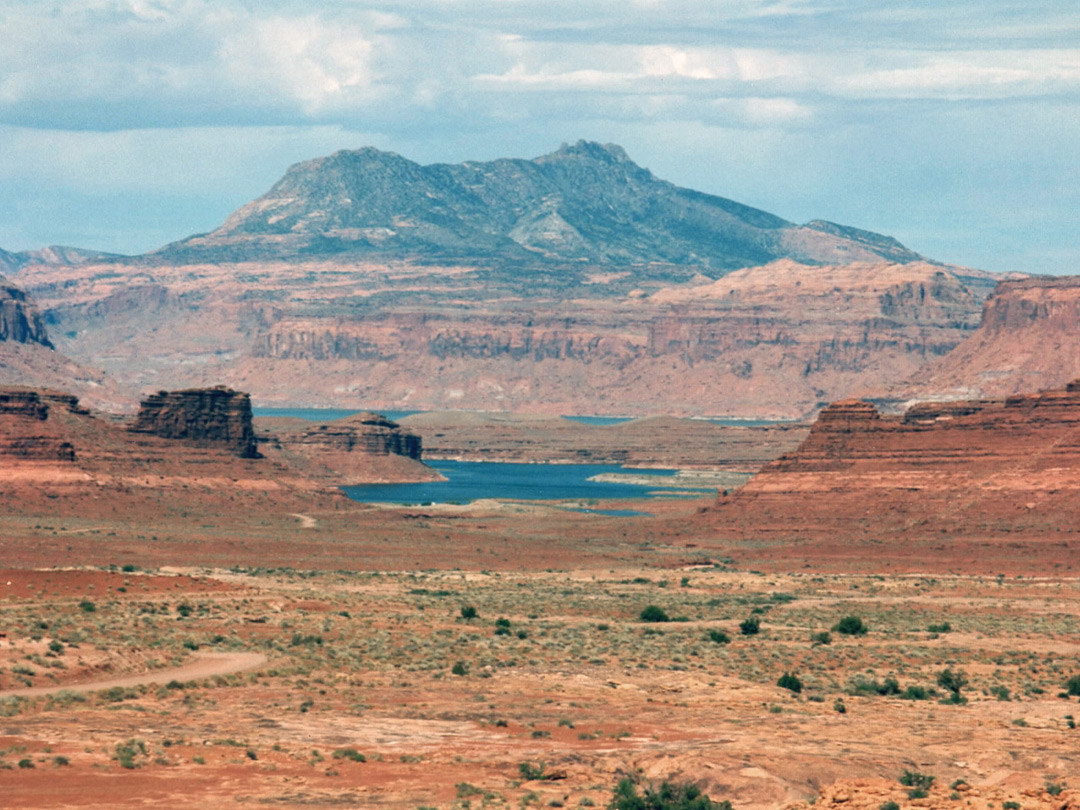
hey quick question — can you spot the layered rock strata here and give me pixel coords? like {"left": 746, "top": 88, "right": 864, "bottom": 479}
{"left": 130, "top": 387, "right": 258, "bottom": 458}
{"left": 0, "top": 388, "right": 76, "bottom": 461}
{"left": 256, "top": 413, "right": 441, "bottom": 484}
{"left": 707, "top": 381, "right": 1080, "bottom": 541}
{"left": 890, "top": 277, "right": 1080, "bottom": 402}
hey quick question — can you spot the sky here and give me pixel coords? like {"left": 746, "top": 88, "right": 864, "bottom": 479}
{"left": 1, "top": 0, "right": 1078, "bottom": 275}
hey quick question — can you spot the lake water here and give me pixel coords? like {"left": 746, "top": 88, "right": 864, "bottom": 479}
{"left": 255, "top": 407, "right": 791, "bottom": 428}
{"left": 341, "top": 460, "right": 708, "bottom": 506}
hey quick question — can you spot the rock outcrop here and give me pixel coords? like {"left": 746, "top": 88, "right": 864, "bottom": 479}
{"left": 256, "top": 413, "right": 442, "bottom": 484}
{"left": 0, "top": 388, "right": 76, "bottom": 461}
{"left": 130, "top": 386, "right": 258, "bottom": 458}
{"left": 0, "top": 275, "right": 53, "bottom": 348}
{"left": 706, "top": 380, "right": 1080, "bottom": 542}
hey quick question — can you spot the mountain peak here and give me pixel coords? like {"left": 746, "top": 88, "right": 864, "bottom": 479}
{"left": 542, "top": 140, "right": 632, "bottom": 164}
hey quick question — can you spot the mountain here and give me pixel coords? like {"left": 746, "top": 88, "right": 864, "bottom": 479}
{"left": 0, "top": 273, "right": 53, "bottom": 348}
{"left": 155, "top": 140, "right": 925, "bottom": 272}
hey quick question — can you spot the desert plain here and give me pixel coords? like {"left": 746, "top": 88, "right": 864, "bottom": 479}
{"left": 2, "top": 471, "right": 1079, "bottom": 810}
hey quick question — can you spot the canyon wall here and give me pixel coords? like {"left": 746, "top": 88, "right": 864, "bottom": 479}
{"left": 20, "top": 258, "right": 997, "bottom": 418}
{"left": 889, "top": 277, "right": 1080, "bottom": 403}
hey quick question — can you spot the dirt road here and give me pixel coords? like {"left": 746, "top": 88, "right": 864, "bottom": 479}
{"left": 0, "top": 651, "right": 267, "bottom": 698}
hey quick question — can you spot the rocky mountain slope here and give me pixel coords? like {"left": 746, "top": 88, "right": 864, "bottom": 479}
{"left": 704, "top": 379, "right": 1080, "bottom": 543}
{"left": 885, "top": 277, "right": 1080, "bottom": 403}
{"left": 155, "top": 141, "right": 925, "bottom": 271}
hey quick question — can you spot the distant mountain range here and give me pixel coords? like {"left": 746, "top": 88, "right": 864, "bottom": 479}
{"left": 153, "top": 140, "right": 926, "bottom": 272}
{"left": 0, "top": 245, "right": 123, "bottom": 275}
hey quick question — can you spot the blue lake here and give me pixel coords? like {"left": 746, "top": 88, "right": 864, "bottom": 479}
{"left": 341, "top": 460, "right": 706, "bottom": 506}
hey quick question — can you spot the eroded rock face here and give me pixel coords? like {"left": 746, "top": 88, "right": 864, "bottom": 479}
{"left": 0, "top": 276, "right": 53, "bottom": 348}
{"left": 0, "top": 388, "right": 76, "bottom": 461}
{"left": 708, "top": 380, "right": 1080, "bottom": 540}
{"left": 130, "top": 386, "right": 258, "bottom": 458}
{"left": 256, "top": 412, "right": 439, "bottom": 485}
{"left": 893, "top": 277, "right": 1080, "bottom": 401}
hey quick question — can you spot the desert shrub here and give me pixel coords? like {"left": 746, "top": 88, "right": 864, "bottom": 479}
{"left": 639, "top": 605, "right": 670, "bottom": 623}
{"left": 78, "top": 600, "right": 96, "bottom": 613}
{"left": 927, "top": 622, "right": 951, "bottom": 633}
{"left": 899, "top": 770, "right": 934, "bottom": 789}
{"left": 879, "top": 802, "right": 899, "bottom": 810}
{"left": 739, "top": 617, "right": 760, "bottom": 636}
{"left": 776, "top": 672, "right": 802, "bottom": 694}
{"left": 900, "top": 685, "right": 929, "bottom": 701}
{"left": 460, "top": 606, "right": 478, "bottom": 620}
{"left": 1046, "top": 782, "right": 1066, "bottom": 796}
{"left": 519, "top": 761, "right": 546, "bottom": 780}
{"left": 332, "top": 748, "right": 366, "bottom": 762}
{"left": 707, "top": 630, "right": 730, "bottom": 645}
{"left": 832, "top": 616, "right": 867, "bottom": 636}
{"left": 451, "top": 661, "right": 468, "bottom": 676}
{"left": 609, "top": 776, "right": 732, "bottom": 810}
{"left": 17, "top": 758, "right": 34, "bottom": 769}
{"left": 848, "top": 675, "right": 900, "bottom": 697}
{"left": 1002, "top": 802, "right": 1020, "bottom": 810}
{"left": 810, "top": 631, "right": 831, "bottom": 645}
{"left": 937, "top": 668, "right": 968, "bottom": 703}
{"left": 495, "top": 617, "right": 511, "bottom": 628}
{"left": 1065, "top": 674, "right": 1080, "bottom": 696}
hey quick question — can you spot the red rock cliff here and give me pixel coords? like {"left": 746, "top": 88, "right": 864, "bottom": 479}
{"left": 130, "top": 386, "right": 258, "bottom": 458}
{"left": 707, "top": 380, "right": 1080, "bottom": 543}
{"left": 0, "top": 388, "right": 77, "bottom": 461}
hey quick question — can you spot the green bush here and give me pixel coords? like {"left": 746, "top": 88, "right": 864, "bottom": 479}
{"left": 332, "top": 748, "right": 366, "bottom": 762}
{"left": 707, "top": 630, "right": 730, "bottom": 645}
{"left": 776, "top": 672, "right": 803, "bottom": 693}
{"left": 451, "top": 661, "right": 468, "bottom": 676}
{"left": 927, "top": 622, "right": 951, "bottom": 633}
{"left": 609, "top": 777, "right": 732, "bottom": 810}
{"left": 78, "top": 600, "right": 96, "bottom": 613}
{"left": 1065, "top": 674, "right": 1080, "bottom": 696}
{"left": 810, "top": 631, "right": 831, "bottom": 645}
{"left": 519, "top": 761, "right": 545, "bottom": 780}
{"left": 899, "top": 770, "right": 934, "bottom": 789}
{"left": 937, "top": 668, "right": 968, "bottom": 703}
{"left": 460, "top": 606, "right": 478, "bottom": 620}
{"left": 832, "top": 616, "right": 867, "bottom": 636}
{"left": 739, "top": 617, "right": 760, "bottom": 635}
{"left": 639, "top": 605, "right": 670, "bottom": 623}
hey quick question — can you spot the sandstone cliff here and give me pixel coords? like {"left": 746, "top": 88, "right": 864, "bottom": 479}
{"left": 21, "top": 256, "right": 998, "bottom": 418}
{"left": 130, "top": 387, "right": 258, "bottom": 458}
{"left": 0, "top": 274, "right": 53, "bottom": 348}
{"left": 256, "top": 412, "right": 441, "bottom": 484}
{"left": 706, "top": 380, "right": 1080, "bottom": 542}
{"left": 889, "top": 277, "right": 1080, "bottom": 403}
{"left": 0, "top": 388, "right": 77, "bottom": 462}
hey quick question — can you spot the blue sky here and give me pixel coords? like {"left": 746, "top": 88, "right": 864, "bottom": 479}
{"left": 1, "top": 1, "right": 1077, "bottom": 274}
